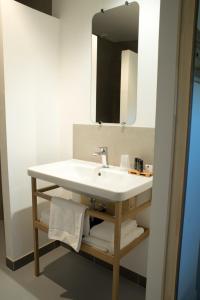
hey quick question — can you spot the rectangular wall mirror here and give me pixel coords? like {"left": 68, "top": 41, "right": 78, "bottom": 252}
{"left": 91, "top": 2, "right": 139, "bottom": 125}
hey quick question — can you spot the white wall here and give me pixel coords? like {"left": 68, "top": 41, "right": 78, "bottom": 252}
{"left": 0, "top": 0, "right": 13, "bottom": 256}
{"left": 0, "top": 0, "right": 61, "bottom": 260}
{"left": 146, "top": 0, "right": 181, "bottom": 299}
{"left": 0, "top": 4, "right": 4, "bottom": 221}
{"left": 52, "top": 0, "right": 160, "bottom": 160}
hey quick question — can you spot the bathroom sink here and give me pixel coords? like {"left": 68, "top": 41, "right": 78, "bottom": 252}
{"left": 28, "top": 159, "right": 153, "bottom": 202}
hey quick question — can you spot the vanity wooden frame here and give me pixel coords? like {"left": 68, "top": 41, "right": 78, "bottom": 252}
{"left": 31, "top": 177, "right": 151, "bottom": 300}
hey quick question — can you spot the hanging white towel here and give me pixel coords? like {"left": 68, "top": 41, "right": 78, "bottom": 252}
{"left": 48, "top": 197, "right": 89, "bottom": 252}
{"left": 39, "top": 203, "right": 90, "bottom": 237}
{"left": 40, "top": 206, "right": 50, "bottom": 226}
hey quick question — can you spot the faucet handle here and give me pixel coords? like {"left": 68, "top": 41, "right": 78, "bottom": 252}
{"left": 92, "top": 152, "right": 99, "bottom": 157}
{"left": 92, "top": 147, "right": 108, "bottom": 157}
{"left": 93, "top": 147, "right": 101, "bottom": 156}
{"left": 98, "top": 146, "right": 107, "bottom": 154}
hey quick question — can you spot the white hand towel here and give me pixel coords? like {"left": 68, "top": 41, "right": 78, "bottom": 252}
{"left": 83, "top": 227, "right": 144, "bottom": 254}
{"left": 90, "top": 219, "right": 137, "bottom": 243}
{"left": 48, "top": 197, "right": 88, "bottom": 252}
{"left": 40, "top": 205, "right": 90, "bottom": 237}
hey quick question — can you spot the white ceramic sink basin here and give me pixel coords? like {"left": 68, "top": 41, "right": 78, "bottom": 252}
{"left": 28, "top": 159, "right": 153, "bottom": 202}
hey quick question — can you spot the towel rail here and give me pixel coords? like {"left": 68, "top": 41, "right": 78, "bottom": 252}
{"left": 35, "top": 191, "right": 52, "bottom": 201}
{"left": 35, "top": 220, "right": 48, "bottom": 233}
{"left": 37, "top": 185, "right": 59, "bottom": 193}
{"left": 34, "top": 187, "right": 151, "bottom": 224}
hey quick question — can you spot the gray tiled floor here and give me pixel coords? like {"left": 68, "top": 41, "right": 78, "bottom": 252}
{"left": 0, "top": 221, "right": 145, "bottom": 300}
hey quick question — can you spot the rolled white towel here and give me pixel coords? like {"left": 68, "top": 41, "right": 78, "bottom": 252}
{"left": 83, "top": 236, "right": 110, "bottom": 253}
{"left": 83, "top": 227, "right": 144, "bottom": 254}
{"left": 90, "top": 219, "right": 137, "bottom": 243}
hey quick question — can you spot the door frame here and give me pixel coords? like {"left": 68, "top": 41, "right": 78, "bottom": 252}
{"left": 146, "top": 0, "right": 198, "bottom": 299}
{"left": 163, "top": 0, "right": 198, "bottom": 298}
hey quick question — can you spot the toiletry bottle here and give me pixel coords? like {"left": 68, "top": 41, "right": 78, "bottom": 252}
{"left": 134, "top": 158, "right": 144, "bottom": 172}
{"left": 138, "top": 159, "right": 144, "bottom": 172}
{"left": 134, "top": 158, "right": 139, "bottom": 170}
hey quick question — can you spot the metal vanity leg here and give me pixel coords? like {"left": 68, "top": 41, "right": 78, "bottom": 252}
{"left": 31, "top": 177, "right": 40, "bottom": 276}
{"left": 112, "top": 202, "right": 122, "bottom": 300}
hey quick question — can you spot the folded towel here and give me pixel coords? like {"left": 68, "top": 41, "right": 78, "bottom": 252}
{"left": 48, "top": 197, "right": 89, "bottom": 252}
{"left": 90, "top": 219, "right": 137, "bottom": 243}
{"left": 83, "top": 227, "right": 144, "bottom": 254}
{"left": 83, "top": 236, "right": 110, "bottom": 253}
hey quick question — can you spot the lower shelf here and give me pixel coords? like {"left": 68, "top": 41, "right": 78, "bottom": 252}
{"left": 34, "top": 220, "right": 149, "bottom": 265}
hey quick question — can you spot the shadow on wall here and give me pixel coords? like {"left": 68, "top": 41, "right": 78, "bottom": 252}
{"left": 14, "top": 0, "right": 52, "bottom": 15}
{"left": 11, "top": 202, "right": 51, "bottom": 260}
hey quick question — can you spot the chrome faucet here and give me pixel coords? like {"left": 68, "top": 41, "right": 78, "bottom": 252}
{"left": 93, "top": 146, "right": 109, "bottom": 168}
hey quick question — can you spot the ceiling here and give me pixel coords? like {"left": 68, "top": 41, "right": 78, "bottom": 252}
{"left": 92, "top": 3, "right": 139, "bottom": 43}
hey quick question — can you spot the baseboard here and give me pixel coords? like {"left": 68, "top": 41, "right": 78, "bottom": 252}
{"left": 6, "top": 241, "right": 146, "bottom": 288}
{"left": 6, "top": 241, "right": 60, "bottom": 271}
{"left": 95, "top": 257, "right": 146, "bottom": 288}
{"left": 60, "top": 242, "right": 146, "bottom": 288}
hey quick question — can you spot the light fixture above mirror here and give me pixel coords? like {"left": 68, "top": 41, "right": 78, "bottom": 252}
{"left": 91, "top": 2, "right": 139, "bottom": 125}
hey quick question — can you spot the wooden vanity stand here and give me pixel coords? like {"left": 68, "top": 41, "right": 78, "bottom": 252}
{"left": 31, "top": 177, "right": 151, "bottom": 300}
